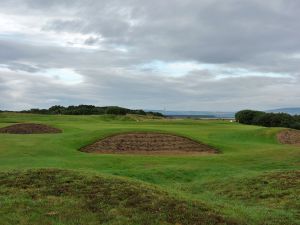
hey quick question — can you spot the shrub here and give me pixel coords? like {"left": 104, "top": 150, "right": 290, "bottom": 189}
{"left": 236, "top": 110, "right": 299, "bottom": 130}
{"left": 235, "top": 110, "right": 265, "bottom": 124}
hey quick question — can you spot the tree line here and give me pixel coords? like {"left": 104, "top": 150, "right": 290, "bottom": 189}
{"left": 0, "top": 105, "right": 164, "bottom": 117}
{"left": 235, "top": 110, "right": 300, "bottom": 130}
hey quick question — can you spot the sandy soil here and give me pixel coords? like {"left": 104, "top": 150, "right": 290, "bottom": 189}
{"left": 277, "top": 129, "right": 300, "bottom": 145}
{"left": 80, "top": 132, "right": 217, "bottom": 154}
{"left": 0, "top": 123, "right": 62, "bottom": 134}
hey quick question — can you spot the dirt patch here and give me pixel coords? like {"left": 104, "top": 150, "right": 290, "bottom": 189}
{"left": 80, "top": 132, "right": 217, "bottom": 154}
{"left": 277, "top": 129, "right": 300, "bottom": 145}
{"left": 0, "top": 123, "right": 62, "bottom": 134}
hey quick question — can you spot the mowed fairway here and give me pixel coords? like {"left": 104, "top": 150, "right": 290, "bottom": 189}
{"left": 0, "top": 113, "right": 299, "bottom": 225}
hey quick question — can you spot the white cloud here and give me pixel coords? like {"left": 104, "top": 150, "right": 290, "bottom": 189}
{"left": 137, "top": 61, "right": 215, "bottom": 77}
{"left": 39, "top": 68, "right": 84, "bottom": 84}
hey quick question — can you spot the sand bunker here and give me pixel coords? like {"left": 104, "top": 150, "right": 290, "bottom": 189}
{"left": 0, "top": 123, "right": 62, "bottom": 134}
{"left": 277, "top": 129, "right": 300, "bottom": 145}
{"left": 80, "top": 132, "right": 217, "bottom": 154}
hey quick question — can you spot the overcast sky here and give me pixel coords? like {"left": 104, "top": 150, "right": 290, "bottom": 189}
{"left": 0, "top": 0, "right": 299, "bottom": 111}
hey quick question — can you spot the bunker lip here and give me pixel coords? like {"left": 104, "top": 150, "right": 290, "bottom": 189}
{"left": 80, "top": 132, "right": 217, "bottom": 155}
{"left": 277, "top": 129, "right": 300, "bottom": 145}
{"left": 0, "top": 123, "right": 62, "bottom": 134}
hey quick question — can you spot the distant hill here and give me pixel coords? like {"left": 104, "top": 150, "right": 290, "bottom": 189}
{"left": 146, "top": 107, "right": 300, "bottom": 118}
{"left": 267, "top": 107, "right": 300, "bottom": 115}
{"left": 145, "top": 110, "right": 235, "bottom": 118}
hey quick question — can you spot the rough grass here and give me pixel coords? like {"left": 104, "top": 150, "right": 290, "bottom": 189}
{"left": 0, "top": 169, "right": 239, "bottom": 225}
{"left": 201, "top": 171, "right": 300, "bottom": 222}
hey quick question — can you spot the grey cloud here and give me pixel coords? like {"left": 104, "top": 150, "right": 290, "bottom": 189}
{"left": 39, "top": 0, "right": 300, "bottom": 64}
{"left": 43, "top": 19, "right": 86, "bottom": 33}
{"left": 0, "top": 70, "right": 86, "bottom": 110}
{"left": 4, "top": 0, "right": 300, "bottom": 65}
{"left": 0, "top": 39, "right": 140, "bottom": 72}
{"left": 73, "top": 68, "right": 300, "bottom": 111}
{"left": 84, "top": 37, "right": 99, "bottom": 45}
{"left": 0, "top": 66, "right": 299, "bottom": 111}
{"left": 0, "top": 0, "right": 299, "bottom": 110}
{"left": 5, "top": 62, "right": 40, "bottom": 73}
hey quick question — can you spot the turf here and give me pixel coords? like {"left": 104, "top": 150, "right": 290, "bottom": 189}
{"left": 0, "top": 113, "right": 299, "bottom": 225}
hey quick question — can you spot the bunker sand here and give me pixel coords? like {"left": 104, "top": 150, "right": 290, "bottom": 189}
{"left": 0, "top": 123, "right": 62, "bottom": 134}
{"left": 81, "top": 132, "right": 217, "bottom": 154}
{"left": 277, "top": 129, "right": 300, "bottom": 145}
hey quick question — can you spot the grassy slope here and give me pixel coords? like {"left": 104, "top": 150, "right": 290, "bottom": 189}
{"left": 0, "top": 169, "right": 240, "bottom": 225}
{"left": 0, "top": 113, "right": 299, "bottom": 225}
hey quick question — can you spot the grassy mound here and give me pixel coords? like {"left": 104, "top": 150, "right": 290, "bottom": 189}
{"left": 0, "top": 123, "right": 62, "bottom": 134}
{"left": 0, "top": 169, "right": 239, "bottom": 225}
{"left": 203, "top": 171, "right": 300, "bottom": 212}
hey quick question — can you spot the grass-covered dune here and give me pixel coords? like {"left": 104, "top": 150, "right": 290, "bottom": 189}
{"left": 0, "top": 113, "right": 299, "bottom": 225}
{"left": 0, "top": 169, "right": 239, "bottom": 225}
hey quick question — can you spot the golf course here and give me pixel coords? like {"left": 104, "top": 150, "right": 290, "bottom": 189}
{"left": 0, "top": 113, "right": 299, "bottom": 225}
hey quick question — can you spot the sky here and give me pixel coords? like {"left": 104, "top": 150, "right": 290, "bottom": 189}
{"left": 0, "top": 0, "right": 299, "bottom": 111}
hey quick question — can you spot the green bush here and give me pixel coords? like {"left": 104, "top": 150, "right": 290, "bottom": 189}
{"left": 236, "top": 110, "right": 299, "bottom": 130}
{"left": 235, "top": 110, "right": 265, "bottom": 124}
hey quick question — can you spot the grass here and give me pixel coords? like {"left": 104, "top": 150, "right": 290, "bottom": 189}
{"left": 0, "top": 113, "right": 299, "bottom": 225}
{"left": 203, "top": 171, "right": 300, "bottom": 211}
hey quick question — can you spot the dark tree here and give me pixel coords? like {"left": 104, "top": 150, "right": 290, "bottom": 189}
{"left": 235, "top": 110, "right": 299, "bottom": 130}
{"left": 12, "top": 105, "right": 164, "bottom": 117}
{"left": 235, "top": 110, "right": 265, "bottom": 124}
